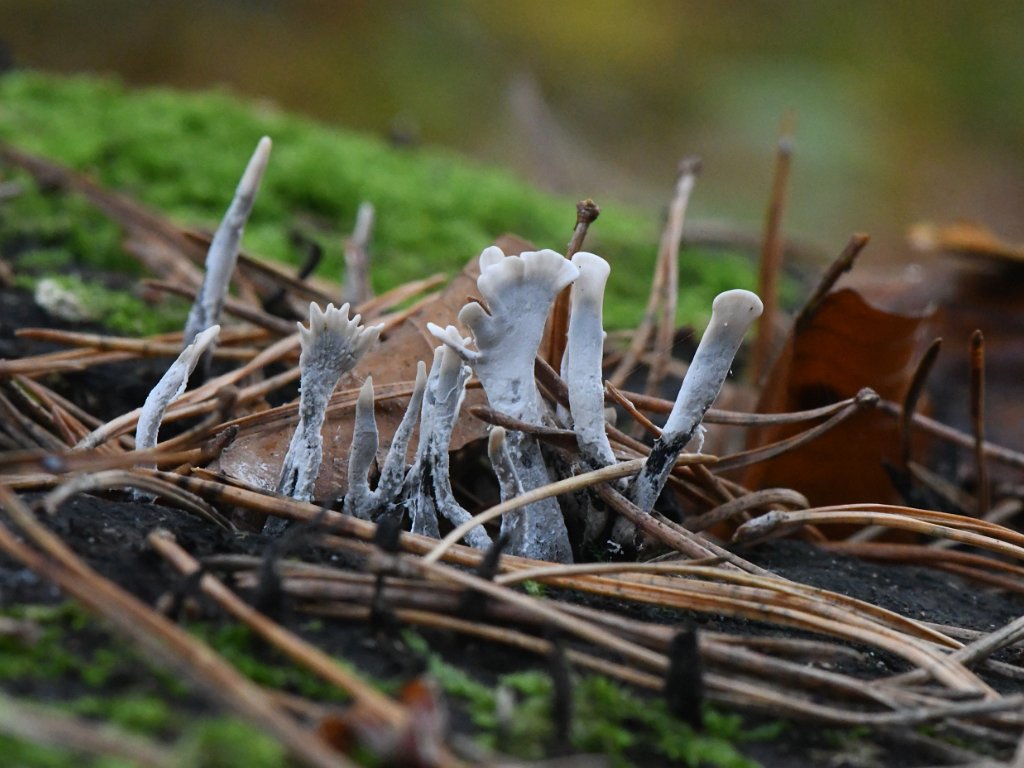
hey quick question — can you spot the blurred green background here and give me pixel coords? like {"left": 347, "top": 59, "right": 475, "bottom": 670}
{"left": 1, "top": 0, "right": 1022, "bottom": 264}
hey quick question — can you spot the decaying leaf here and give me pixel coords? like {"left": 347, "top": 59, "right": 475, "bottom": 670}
{"left": 909, "top": 220, "right": 1024, "bottom": 264}
{"left": 742, "top": 288, "right": 933, "bottom": 507}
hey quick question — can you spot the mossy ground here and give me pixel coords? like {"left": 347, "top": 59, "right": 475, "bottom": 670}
{"left": 0, "top": 71, "right": 756, "bottom": 334}
{"left": 0, "top": 603, "right": 779, "bottom": 767}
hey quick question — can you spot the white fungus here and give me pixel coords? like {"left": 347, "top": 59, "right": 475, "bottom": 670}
{"left": 182, "top": 136, "right": 272, "bottom": 352}
{"left": 430, "top": 247, "right": 579, "bottom": 562}
{"left": 135, "top": 325, "right": 221, "bottom": 453}
{"left": 276, "top": 302, "right": 382, "bottom": 508}
{"left": 629, "top": 289, "right": 763, "bottom": 515}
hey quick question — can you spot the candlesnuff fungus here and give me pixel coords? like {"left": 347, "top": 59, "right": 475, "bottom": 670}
{"left": 562, "top": 251, "right": 616, "bottom": 470}
{"left": 135, "top": 325, "right": 221, "bottom": 453}
{"left": 182, "top": 136, "right": 272, "bottom": 352}
{"left": 276, "top": 302, "right": 382, "bottom": 508}
{"left": 343, "top": 362, "right": 428, "bottom": 520}
{"left": 629, "top": 288, "right": 763, "bottom": 515}
{"left": 429, "top": 246, "right": 578, "bottom": 563}
{"left": 402, "top": 341, "right": 492, "bottom": 549}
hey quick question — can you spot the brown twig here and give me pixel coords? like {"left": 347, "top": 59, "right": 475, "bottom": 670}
{"left": 343, "top": 202, "right": 375, "bottom": 307}
{"left": 970, "top": 330, "right": 990, "bottom": 516}
{"left": 751, "top": 120, "right": 794, "bottom": 385}
{"left": 610, "top": 159, "right": 700, "bottom": 389}
{"left": 795, "top": 233, "right": 870, "bottom": 330}
{"left": 546, "top": 199, "right": 600, "bottom": 369}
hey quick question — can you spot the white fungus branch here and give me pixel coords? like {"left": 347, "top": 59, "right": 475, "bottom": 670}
{"left": 275, "top": 302, "right": 382, "bottom": 509}
{"left": 431, "top": 246, "right": 579, "bottom": 562}
{"left": 487, "top": 427, "right": 524, "bottom": 499}
{"left": 372, "top": 360, "right": 427, "bottom": 506}
{"left": 562, "top": 251, "right": 616, "bottom": 470}
{"left": 341, "top": 362, "right": 428, "bottom": 520}
{"left": 629, "top": 289, "right": 763, "bottom": 514}
{"left": 402, "top": 342, "right": 491, "bottom": 549}
{"left": 343, "top": 376, "right": 379, "bottom": 519}
{"left": 135, "top": 325, "right": 221, "bottom": 453}
{"left": 183, "top": 136, "right": 272, "bottom": 350}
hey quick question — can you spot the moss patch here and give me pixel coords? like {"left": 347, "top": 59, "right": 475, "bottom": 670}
{"left": 404, "top": 631, "right": 780, "bottom": 767}
{"left": 0, "top": 71, "right": 755, "bottom": 330}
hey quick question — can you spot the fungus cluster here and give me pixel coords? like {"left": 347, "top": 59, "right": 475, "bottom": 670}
{"left": 140, "top": 137, "right": 763, "bottom": 563}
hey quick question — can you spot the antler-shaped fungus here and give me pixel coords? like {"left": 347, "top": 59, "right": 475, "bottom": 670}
{"left": 629, "top": 289, "right": 763, "bottom": 515}
{"left": 430, "top": 246, "right": 578, "bottom": 562}
{"left": 276, "top": 303, "right": 382, "bottom": 509}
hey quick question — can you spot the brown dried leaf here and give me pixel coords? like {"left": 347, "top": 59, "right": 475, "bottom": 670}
{"left": 742, "top": 288, "right": 933, "bottom": 507}
{"left": 909, "top": 220, "right": 1024, "bottom": 264}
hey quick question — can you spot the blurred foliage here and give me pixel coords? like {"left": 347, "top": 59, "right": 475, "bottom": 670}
{"left": 0, "top": 1, "right": 1022, "bottom": 253}
{"left": 0, "top": 71, "right": 755, "bottom": 329}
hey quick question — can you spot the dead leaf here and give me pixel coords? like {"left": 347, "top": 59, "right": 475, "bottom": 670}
{"left": 741, "top": 288, "right": 933, "bottom": 507}
{"left": 909, "top": 220, "right": 1024, "bottom": 265}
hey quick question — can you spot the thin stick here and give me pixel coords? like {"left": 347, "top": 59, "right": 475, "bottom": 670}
{"left": 751, "top": 121, "right": 794, "bottom": 384}
{"left": 734, "top": 509, "right": 1024, "bottom": 561}
{"left": 970, "top": 330, "right": 990, "bottom": 516}
{"left": 610, "top": 159, "right": 700, "bottom": 388}
{"left": 619, "top": 388, "right": 864, "bottom": 426}
{"left": 423, "top": 459, "right": 649, "bottom": 563}
{"left": 795, "top": 233, "right": 870, "bottom": 329}
{"left": 647, "top": 158, "right": 701, "bottom": 401}
{"left": 0, "top": 691, "right": 174, "bottom": 768}
{"left": 878, "top": 398, "right": 1024, "bottom": 470}
{"left": 547, "top": 199, "right": 600, "bottom": 369}
{"left": 901, "top": 338, "right": 943, "bottom": 467}
{"left": 684, "top": 487, "right": 809, "bottom": 532}
{"left": 39, "top": 469, "right": 231, "bottom": 530}
{"left": 605, "top": 381, "right": 661, "bottom": 437}
{"left": 343, "top": 202, "right": 375, "bottom": 306}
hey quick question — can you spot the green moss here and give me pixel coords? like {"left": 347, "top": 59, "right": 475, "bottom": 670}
{"left": 0, "top": 735, "right": 138, "bottom": 768}
{"left": 178, "top": 718, "right": 287, "bottom": 768}
{"left": 31, "top": 274, "right": 188, "bottom": 336}
{"left": 403, "top": 631, "right": 779, "bottom": 767}
{"left": 186, "top": 622, "right": 355, "bottom": 704}
{"left": 0, "top": 71, "right": 757, "bottom": 331}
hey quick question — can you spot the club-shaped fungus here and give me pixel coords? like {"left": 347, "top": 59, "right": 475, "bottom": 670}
{"left": 629, "top": 289, "right": 763, "bottom": 515}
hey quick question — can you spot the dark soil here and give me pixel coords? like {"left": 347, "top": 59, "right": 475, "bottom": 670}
{"left": 3, "top": 283, "right": 1023, "bottom": 767}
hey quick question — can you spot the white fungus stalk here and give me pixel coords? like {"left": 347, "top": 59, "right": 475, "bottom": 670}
{"left": 629, "top": 289, "right": 763, "bottom": 514}
{"left": 135, "top": 325, "right": 221, "bottom": 453}
{"left": 429, "top": 246, "right": 578, "bottom": 563}
{"left": 182, "top": 136, "right": 272, "bottom": 350}
{"left": 371, "top": 360, "right": 427, "bottom": 507}
{"left": 342, "top": 361, "right": 427, "bottom": 520}
{"left": 488, "top": 427, "right": 524, "bottom": 500}
{"left": 343, "top": 376, "right": 379, "bottom": 519}
{"left": 403, "top": 343, "right": 491, "bottom": 549}
{"left": 275, "top": 302, "right": 382, "bottom": 508}
{"left": 562, "top": 251, "right": 616, "bottom": 470}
